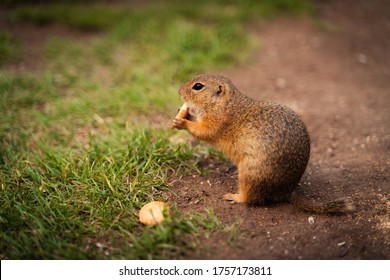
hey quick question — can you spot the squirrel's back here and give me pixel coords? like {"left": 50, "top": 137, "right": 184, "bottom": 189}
{"left": 224, "top": 99, "right": 311, "bottom": 204}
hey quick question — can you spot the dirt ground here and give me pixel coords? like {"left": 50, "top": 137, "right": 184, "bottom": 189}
{"left": 2, "top": 0, "right": 389, "bottom": 259}
{"left": 170, "top": 0, "right": 390, "bottom": 259}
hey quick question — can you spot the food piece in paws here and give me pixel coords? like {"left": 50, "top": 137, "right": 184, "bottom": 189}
{"left": 171, "top": 103, "right": 189, "bottom": 129}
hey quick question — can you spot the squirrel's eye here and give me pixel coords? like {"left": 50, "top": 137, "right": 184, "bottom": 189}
{"left": 192, "top": 83, "right": 204, "bottom": 90}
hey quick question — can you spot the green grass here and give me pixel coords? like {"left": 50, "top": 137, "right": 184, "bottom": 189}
{"left": 1, "top": 0, "right": 312, "bottom": 259}
{"left": 1, "top": 123, "right": 228, "bottom": 259}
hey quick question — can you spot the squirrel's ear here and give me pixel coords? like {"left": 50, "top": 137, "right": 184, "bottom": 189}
{"left": 216, "top": 85, "right": 224, "bottom": 95}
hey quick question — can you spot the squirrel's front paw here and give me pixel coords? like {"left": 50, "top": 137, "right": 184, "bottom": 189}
{"left": 171, "top": 118, "right": 187, "bottom": 130}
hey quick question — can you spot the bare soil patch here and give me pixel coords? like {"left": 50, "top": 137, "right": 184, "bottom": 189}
{"left": 169, "top": 0, "right": 390, "bottom": 259}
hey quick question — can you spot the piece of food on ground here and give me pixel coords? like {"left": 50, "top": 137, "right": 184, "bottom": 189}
{"left": 139, "top": 201, "right": 169, "bottom": 225}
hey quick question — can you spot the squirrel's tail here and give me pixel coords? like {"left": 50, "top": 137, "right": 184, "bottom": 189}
{"left": 290, "top": 191, "right": 355, "bottom": 214}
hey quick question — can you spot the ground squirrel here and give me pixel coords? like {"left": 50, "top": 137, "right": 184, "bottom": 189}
{"left": 172, "top": 74, "right": 354, "bottom": 213}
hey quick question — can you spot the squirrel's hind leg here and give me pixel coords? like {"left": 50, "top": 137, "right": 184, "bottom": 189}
{"left": 222, "top": 172, "right": 249, "bottom": 203}
{"left": 223, "top": 162, "right": 272, "bottom": 206}
{"left": 222, "top": 169, "right": 264, "bottom": 205}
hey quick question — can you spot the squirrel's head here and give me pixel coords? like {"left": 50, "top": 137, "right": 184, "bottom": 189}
{"left": 178, "top": 74, "right": 236, "bottom": 113}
